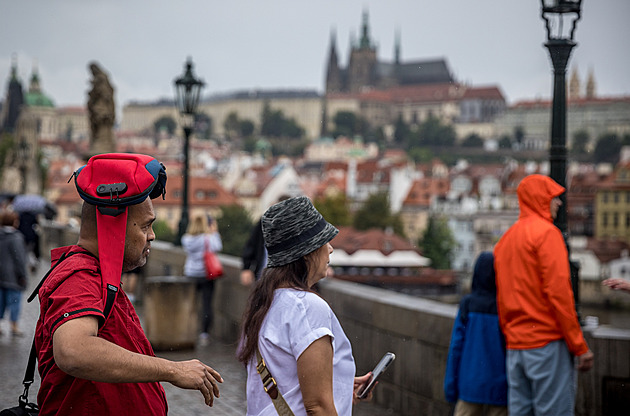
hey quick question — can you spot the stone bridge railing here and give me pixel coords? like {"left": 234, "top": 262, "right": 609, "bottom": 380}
{"left": 40, "top": 222, "right": 630, "bottom": 415}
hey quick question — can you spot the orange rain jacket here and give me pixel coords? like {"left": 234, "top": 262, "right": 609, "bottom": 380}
{"left": 494, "top": 174, "right": 589, "bottom": 356}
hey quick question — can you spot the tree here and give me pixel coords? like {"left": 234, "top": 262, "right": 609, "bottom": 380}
{"left": 332, "top": 111, "right": 366, "bottom": 139}
{"left": 239, "top": 119, "right": 255, "bottom": 138}
{"left": 461, "top": 133, "right": 484, "bottom": 148}
{"left": 194, "top": 112, "right": 213, "bottom": 140}
{"left": 593, "top": 133, "right": 621, "bottom": 164}
{"left": 314, "top": 193, "right": 352, "bottom": 227}
{"left": 498, "top": 135, "right": 512, "bottom": 149}
{"left": 216, "top": 204, "right": 254, "bottom": 257}
{"left": 571, "top": 129, "right": 590, "bottom": 155}
{"left": 153, "top": 219, "right": 176, "bottom": 244}
{"left": 418, "top": 216, "right": 456, "bottom": 270}
{"left": 416, "top": 115, "right": 456, "bottom": 147}
{"left": 153, "top": 115, "right": 176, "bottom": 135}
{"left": 352, "top": 192, "right": 405, "bottom": 237}
{"left": 393, "top": 114, "right": 409, "bottom": 145}
{"left": 260, "top": 101, "right": 304, "bottom": 139}
{"left": 514, "top": 126, "right": 525, "bottom": 145}
{"left": 223, "top": 111, "right": 240, "bottom": 139}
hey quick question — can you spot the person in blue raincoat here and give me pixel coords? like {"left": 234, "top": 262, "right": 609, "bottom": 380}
{"left": 444, "top": 251, "right": 507, "bottom": 416}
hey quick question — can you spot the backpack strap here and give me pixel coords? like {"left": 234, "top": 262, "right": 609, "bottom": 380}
{"left": 28, "top": 249, "right": 117, "bottom": 326}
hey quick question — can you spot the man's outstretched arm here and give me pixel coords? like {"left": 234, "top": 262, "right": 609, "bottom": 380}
{"left": 53, "top": 316, "right": 223, "bottom": 406}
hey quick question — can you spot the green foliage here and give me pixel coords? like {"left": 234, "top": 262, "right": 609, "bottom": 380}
{"left": 571, "top": 130, "right": 590, "bottom": 155}
{"left": 402, "top": 115, "right": 456, "bottom": 147}
{"left": 408, "top": 146, "right": 434, "bottom": 163}
{"left": 514, "top": 126, "right": 525, "bottom": 145}
{"left": 314, "top": 193, "right": 352, "bottom": 227}
{"left": 268, "top": 137, "right": 309, "bottom": 157}
{"left": 153, "top": 115, "right": 177, "bottom": 135}
{"left": 352, "top": 192, "right": 406, "bottom": 237}
{"left": 239, "top": 120, "right": 255, "bottom": 137}
{"left": 223, "top": 112, "right": 240, "bottom": 139}
{"left": 461, "top": 133, "right": 484, "bottom": 148}
{"left": 194, "top": 112, "right": 213, "bottom": 140}
{"left": 153, "top": 219, "right": 176, "bottom": 244}
{"left": 498, "top": 135, "right": 512, "bottom": 149}
{"left": 593, "top": 133, "right": 621, "bottom": 164}
{"left": 216, "top": 204, "right": 254, "bottom": 257}
{"left": 260, "top": 101, "right": 304, "bottom": 139}
{"left": 419, "top": 215, "right": 456, "bottom": 270}
{"left": 393, "top": 114, "right": 409, "bottom": 145}
{"left": 331, "top": 111, "right": 367, "bottom": 139}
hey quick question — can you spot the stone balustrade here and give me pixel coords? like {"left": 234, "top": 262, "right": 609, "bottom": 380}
{"left": 40, "top": 222, "right": 630, "bottom": 415}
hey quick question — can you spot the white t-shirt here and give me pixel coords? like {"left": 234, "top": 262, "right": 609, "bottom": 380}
{"left": 245, "top": 288, "right": 356, "bottom": 416}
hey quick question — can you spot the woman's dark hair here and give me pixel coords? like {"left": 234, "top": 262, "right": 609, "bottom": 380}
{"left": 237, "top": 252, "right": 318, "bottom": 364}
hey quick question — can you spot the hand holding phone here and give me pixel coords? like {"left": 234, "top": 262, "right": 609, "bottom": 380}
{"left": 357, "top": 352, "right": 395, "bottom": 399}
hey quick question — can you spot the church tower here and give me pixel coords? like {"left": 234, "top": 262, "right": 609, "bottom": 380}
{"left": 586, "top": 68, "right": 596, "bottom": 99}
{"left": 325, "top": 29, "right": 343, "bottom": 94}
{"left": 0, "top": 56, "right": 25, "bottom": 133}
{"left": 569, "top": 66, "right": 581, "bottom": 100}
{"left": 347, "top": 10, "right": 377, "bottom": 93}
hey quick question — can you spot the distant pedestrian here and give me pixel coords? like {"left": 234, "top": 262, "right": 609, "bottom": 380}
{"left": 0, "top": 210, "right": 28, "bottom": 336}
{"left": 240, "top": 195, "right": 291, "bottom": 286}
{"left": 182, "top": 214, "right": 223, "bottom": 345}
{"left": 444, "top": 251, "right": 507, "bottom": 416}
{"left": 18, "top": 211, "right": 41, "bottom": 272}
{"left": 494, "top": 174, "right": 593, "bottom": 416}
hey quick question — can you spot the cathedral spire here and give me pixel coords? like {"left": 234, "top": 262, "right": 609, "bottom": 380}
{"left": 394, "top": 28, "right": 401, "bottom": 65}
{"left": 359, "top": 9, "right": 372, "bottom": 49}
{"left": 10, "top": 53, "right": 18, "bottom": 80}
{"left": 586, "top": 67, "right": 596, "bottom": 99}
{"left": 325, "top": 27, "right": 342, "bottom": 93}
{"left": 30, "top": 60, "right": 41, "bottom": 93}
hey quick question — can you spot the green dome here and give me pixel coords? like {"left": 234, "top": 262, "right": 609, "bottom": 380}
{"left": 25, "top": 91, "right": 55, "bottom": 108}
{"left": 25, "top": 70, "right": 55, "bottom": 108}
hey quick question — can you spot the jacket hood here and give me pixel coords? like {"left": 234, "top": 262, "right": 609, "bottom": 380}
{"left": 460, "top": 251, "right": 497, "bottom": 323}
{"left": 471, "top": 251, "right": 496, "bottom": 295}
{"left": 517, "top": 174, "right": 565, "bottom": 221}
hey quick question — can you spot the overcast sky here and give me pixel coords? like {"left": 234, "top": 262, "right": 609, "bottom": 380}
{"left": 1, "top": 0, "right": 628, "bottom": 110}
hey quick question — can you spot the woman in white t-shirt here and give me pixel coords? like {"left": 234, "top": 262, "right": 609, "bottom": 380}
{"left": 237, "top": 196, "right": 371, "bottom": 416}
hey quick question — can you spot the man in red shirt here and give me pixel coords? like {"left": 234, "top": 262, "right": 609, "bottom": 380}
{"left": 35, "top": 154, "right": 222, "bottom": 415}
{"left": 494, "top": 174, "right": 593, "bottom": 415}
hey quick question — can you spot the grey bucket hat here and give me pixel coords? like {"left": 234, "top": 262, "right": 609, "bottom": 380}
{"left": 262, "top": 196, "right": 339, "bottom": 267}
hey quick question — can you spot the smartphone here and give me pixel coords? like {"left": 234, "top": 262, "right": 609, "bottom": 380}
{"left": 357, "top": 352, "right": 396, "bottom": 399}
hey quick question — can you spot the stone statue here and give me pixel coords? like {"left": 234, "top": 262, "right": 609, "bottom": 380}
{"left": 87, "top": 62, "right": 116, "bottom": 156}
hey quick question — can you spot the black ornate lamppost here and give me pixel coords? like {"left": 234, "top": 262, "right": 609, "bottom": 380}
{"left": 540, "top": 0, "right": 582, "bottom": 315}
{"left": 173, "top": 57, "right": 205, "bottom": 245}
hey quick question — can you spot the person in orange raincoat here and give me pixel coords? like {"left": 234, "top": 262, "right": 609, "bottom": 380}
{"left": 494, "top": 174, "right": 594, "bottom": 416}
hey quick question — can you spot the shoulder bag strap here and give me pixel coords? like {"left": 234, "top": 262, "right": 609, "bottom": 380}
{"left": 256, "top": 348, "right": 295, "bottom": 416}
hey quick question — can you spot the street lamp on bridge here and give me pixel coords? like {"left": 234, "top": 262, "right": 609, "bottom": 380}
{"left": 540, "top": 0, "right": 583, "bottom": 316}
{"left": 173, "top": 57, "right": 205, "bottom": 246}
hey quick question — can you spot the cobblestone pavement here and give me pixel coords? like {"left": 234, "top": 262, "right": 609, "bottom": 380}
{"left": 1, "top": 261, "right": 392, "bottom": 415}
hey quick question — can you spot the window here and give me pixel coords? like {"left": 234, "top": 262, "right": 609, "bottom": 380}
{"left": 613, "top": 213, "right": 619, "bottom": 228}
{"left": 603, "top": 213, "right": 608, "bottom": 227}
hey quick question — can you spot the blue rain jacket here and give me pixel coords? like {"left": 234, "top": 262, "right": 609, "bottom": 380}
{"left": 443, "top": 252, "right": 507, "bottom": 406}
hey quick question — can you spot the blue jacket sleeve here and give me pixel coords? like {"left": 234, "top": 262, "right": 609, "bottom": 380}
{"left": 444, "top": 309, "right": 466, "bottom": 403}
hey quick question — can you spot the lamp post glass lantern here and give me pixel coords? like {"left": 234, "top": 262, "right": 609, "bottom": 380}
{"left": 540, "top": 0, "right": 582, "bottom": 316}
{"left": 173, "top": 57, "right": 205, "bottom": 245}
